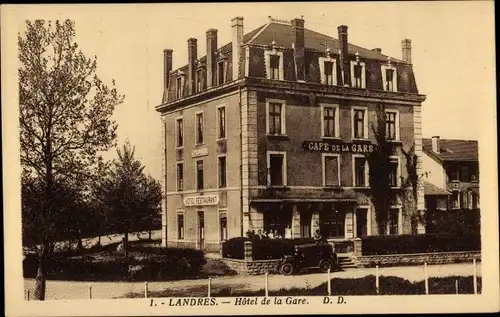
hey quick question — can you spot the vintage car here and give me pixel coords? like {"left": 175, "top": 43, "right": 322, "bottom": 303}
{"left": 279, "top": 242, "right": 339, "bottom": 275}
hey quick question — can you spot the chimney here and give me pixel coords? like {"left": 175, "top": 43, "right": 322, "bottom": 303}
{"left": 372, "top": 48, "right": 382, "bottom": 54}
{"left": 206, "top": 29, "right": 218, "bottom": 88}
{"left": 292, "top": 17, "right": 305, "bottom": 82}
{"left": 431, "top": 136, "right": 440, "bottom": 153}
{"left": 337, "top": 25, "right": 350, "bottom": 87}
{"left": 402, "top": 39, "right": 412, "bottom": 64}
{"left": 231, "top": 16, "right": 244, "bottom": 80}
{"left": 163, "top": 49, "right": 173, "bottom": 89}
{"left": 187, "top": 38, "right": 198, "bottom": 94}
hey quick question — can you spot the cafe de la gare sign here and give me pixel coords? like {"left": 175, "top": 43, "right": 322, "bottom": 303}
{"left": 302, "top": 141, "right": 378, "bottom": 154}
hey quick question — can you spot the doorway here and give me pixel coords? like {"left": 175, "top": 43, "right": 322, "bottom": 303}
{"left": 300, "top": 210, "right": 312, "bottom": 238}
{"left": 198, "top": 210, "right": 205, "bottom": 250}
{"left": 356, "top": 209, "right": 368, "bottom": 237}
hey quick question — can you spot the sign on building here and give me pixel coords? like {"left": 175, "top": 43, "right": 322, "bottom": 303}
{"left": 192, "top": 147, "right": 209, "bottom": 158}
{"left": 183, "top": 195, "right": 219, "bottom": 207}
{"left": 302, "top": 141, "right": 377, "bottom": 154}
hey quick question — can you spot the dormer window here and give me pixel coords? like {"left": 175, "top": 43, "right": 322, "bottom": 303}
{"left": 319, "top": 56, "right": 337, "bottom": 86}
{"left": 382, "top": 63, "right": 398, "bottom": 92}
{"left": 217, "top": 61, "right": 225, "bottom": 85}
{"left": 196, "top": 69, "right": 203, "bottom": 93}
{"left": 176, "top": 76, "right": 184, "bottom": 99}
{"left": 350, "top": 56, "right": 366, "bottom": 89}
{"left": 265, "top": 50, "right": 284, "bottom": 80}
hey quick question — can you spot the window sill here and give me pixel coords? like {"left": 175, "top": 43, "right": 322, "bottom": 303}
{"left": 352, "top": 138, "right": 370, "bottom": 142}
{"left": 176, "top": 147, "right": 184, "bottom": 150}
{"left": 321, "top": 136, "right": 341, "bottom": 140}
{"left": 195, "top": 143, "right": 205, "bottom": 147}
{"left": 323, "top": 186, "right": 343, "bottom": 190}
{"left": 267, "top": 185, "right": 289, "bottom": 190}
{"left": 217, "top": 138, "right": 227, "bottom": 142}
{"left": 266, "top": 134, "right": 289, "bottom": 140}
{"left": 387, "top": 140, "right": 402, "bottom": 144}
{"left": 353, "top": 186, "right": 370, "bottom": 190}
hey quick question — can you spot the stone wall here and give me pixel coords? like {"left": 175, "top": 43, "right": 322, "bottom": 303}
{"left": 220, "top": 258, "right": 281, "bottom": 275}
{"left": 352, "top": 237, "right": 481, "bottom": 267}
{"left": 353, "top": 251, "right": 481, "bottom": 268}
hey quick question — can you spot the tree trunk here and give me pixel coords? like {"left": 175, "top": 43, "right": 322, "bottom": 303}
{"left": 34, "top": 242, "right": 48, "bottom": 300}
{"left": 148, "top": 229, "right": 152, "bottom": 241}
{"left": 124, "top": 231, "right": 129, "bottom": 258}
{"left": 97, "top": 235, "right": 101, "bottom": 246}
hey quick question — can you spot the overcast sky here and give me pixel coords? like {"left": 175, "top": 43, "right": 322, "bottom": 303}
{"left": 5, "top": 2, "right": 496, "bottom": 181}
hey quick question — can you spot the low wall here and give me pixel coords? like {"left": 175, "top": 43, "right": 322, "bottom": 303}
{"left": 220, "top": 258, "right": 280, "bottom": 275}
{"left": 353, "top": 251, "right": 481, "bottom": 268}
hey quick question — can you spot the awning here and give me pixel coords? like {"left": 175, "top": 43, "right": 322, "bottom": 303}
{"left": 424, "top": 181, "right": 452, "bottom": 196}
{"left": 249, "top": 198, "right": 358, "bottom": 203}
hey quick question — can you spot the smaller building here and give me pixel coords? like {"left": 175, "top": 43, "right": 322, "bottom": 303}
{"left": 422, "top": 136, "right": 479, "bottom": 211}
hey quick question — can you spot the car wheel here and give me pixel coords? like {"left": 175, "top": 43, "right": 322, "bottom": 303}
{"left": 318, "top": 260, "right": 332, "bottom": 273}
{"left": 280, "top": 263, "right": 294, "bottom": 276}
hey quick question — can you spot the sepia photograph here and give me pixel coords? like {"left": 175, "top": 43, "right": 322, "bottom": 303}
{"left": 2, "top": 1, "right": 499, "bottom": 316}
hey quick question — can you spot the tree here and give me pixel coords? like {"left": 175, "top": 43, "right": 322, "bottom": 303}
{"left": 365, "top": 103, "right": 398, "bottom": 235}
{"left": 19, "top": 19, "right": 124, "bottom": 300}
{"left": 93, "top": 141, "right": 162, "bottom": 257}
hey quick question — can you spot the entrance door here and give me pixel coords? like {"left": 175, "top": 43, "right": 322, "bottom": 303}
{"left": 198, "top": 211, "right": 205, "bottom": 250}
{"left": 300, "top": 211, "right": 312, "bottom": 238}
{"left": 356, "top": 209, "right": 368, "bottom": 237}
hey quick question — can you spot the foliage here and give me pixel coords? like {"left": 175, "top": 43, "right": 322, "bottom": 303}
{"left": 92, "top": 141, "right": 162, "bottom": 256}
{"left": 426, "top": 209, "right": 480, "bottom": 236}
{"left": 19, "top": 19, "right": 124, "bottom": 300}
{"left": 23, "top": 246, "right": 206, "bottom": 281}
{"left": 365, "top": 103, "right": 397, "bottom": 234}
{"left": 360, "top": 234, "right": 481, "bottom": 255}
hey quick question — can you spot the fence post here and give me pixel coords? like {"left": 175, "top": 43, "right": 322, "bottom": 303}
{"left": 208, "top": 278, "right": 212, "bottom": 298}
{"left": 264, "top": 272, "right": 269, "bottom": 297}
{"left": 473, "top": 258, "right": 477, "bottom": 295}
{"left": 27, "top": 289, "right": 30, "bottom": 301}
{"left": 89, "top": 285, "right": 92, "bottom": 299}
{"left": 375, "top": 265, "right": 379, "bottom": 294}
{"left": 144, "top": 282, "right": 149, "bottom": 298}
{"left": 424, "top": 263, "right": 429, "bottom": 295}
{"left": 455, "top": 278, "right": 459, "bottom": 295}
{"left": 327, "top": 269, "right": 331, "bottom": 296}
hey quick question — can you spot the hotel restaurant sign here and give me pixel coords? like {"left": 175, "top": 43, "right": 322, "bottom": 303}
{"left": 183, "top": 195, "right": 219, "bottom": 207}
{"left": 302, "top": 141, "right": 377, "bottom": 154}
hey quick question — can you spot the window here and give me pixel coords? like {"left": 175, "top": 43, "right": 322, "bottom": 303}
{"left": 266, "top": 101, "right": 286, "bottom": 135}
{"left": 270, "top": 55, "right": 280, "bottom": 80}
{"left": 448, "top": 166, "right": 459, "bottom": 182}
{"left": 176, "top": 162, "right": 184, "bottom": 191}
{"left": 461, "top": 165, "right": 470, "bottom": 182}
{"left": 323, "top": 154, "right": 340, "bottom": 187}
{"left": 320, "top": 209, "right": 345, "bottom": 238}
{"left": 319, "top": 57, "right": 337, "bottom": 85}
{"left": 265, "top": 51, "right": 283, "bottom": 80}
{"left": 385, "top": 110, "right": 399, "bottom": 140}
{"left": 217, "top": 106, "right": 226, "bottom": 139}
{"left": 217, "top": 61, "right": 225, "bottom": 85}
{"left": 356, "top": 208, "right": 368, "bottom": 237}
{"left": 324, "top": 62, "right": 334, "bottom": 85}
{"left": 388, "top": 209, "right": 399, "bottom": 235}
{"left": 218, "top": 156, "right": 227, "bottom": 188}
{"left": 268, "top": 152, "right": 286, "bottom": 186}
{"left": 196, "top": 69, "right": 203, "bottom": 92}
{"left": 389, "top": 157, "right": 400, "bottom": 187}
{"left": 382, "top": 65, "right": 398, "bottom": 92}
{"left": 195, "top": 112, "right": 204, "bottom": 145}
{"left": 353, "top": 156, "right": 368, "bottom": 187}
{"left": 196, "top": 160, "right": 204, "bottom": 191}
{"left": 177, "top": 214, "right": 184, "bottom": 240}
{"left": 350, "top": 61, "right": 366, "bottom": 88}
{"left": 450, "top": 191, "right": 460, "bottom": 209}
{"left": 220, "top": 213, "right": 228, "bottom": 241}
{"left": 176, "top": 76, "right": 183, "bottom": 98}
{"left": 352, "top": 108, "right": 367, "bottom": 139}
{"left": 321, "top": 104, "right": 339, "bottom": 138}
{"left": 176, "top": 118, "right": 183, "bottom": 148}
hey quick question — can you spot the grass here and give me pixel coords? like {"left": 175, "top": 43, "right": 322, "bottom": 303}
{"left": 121, "top": 275, "right": 482, "bottom": 298}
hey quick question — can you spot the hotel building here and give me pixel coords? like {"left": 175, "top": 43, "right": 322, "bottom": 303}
{"left": 156, "top": 16, "right": 427, "bottom": 251}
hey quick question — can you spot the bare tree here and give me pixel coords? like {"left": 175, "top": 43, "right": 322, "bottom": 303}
{"left": 19, "top": 19, "right": 124, "bottom": 300}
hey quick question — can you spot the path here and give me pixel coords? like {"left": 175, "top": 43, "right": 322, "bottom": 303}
{"left": 24, "top": 262, "right": 481, "bottom": 300}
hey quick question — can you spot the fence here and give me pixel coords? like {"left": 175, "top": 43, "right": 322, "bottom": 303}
{"left": 24, "top": 259, "right": 481, "bottom": 300}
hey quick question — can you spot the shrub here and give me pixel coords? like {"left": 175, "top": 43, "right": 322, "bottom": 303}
{"left": 426, "top": 209, "right": 480, "bottom": 236}
{"left": 361, "top": 234, "right": 480, "bottom": 256}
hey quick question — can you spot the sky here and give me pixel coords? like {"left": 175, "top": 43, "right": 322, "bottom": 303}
{"left": 4, "top": 1, "right": 496, "bottom": 182}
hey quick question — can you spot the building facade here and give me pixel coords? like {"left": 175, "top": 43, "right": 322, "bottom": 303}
{"left": 422, "top": 136, "right": 479, "bottom": 211}
{"left": 156, "top": 16, "right": 427, "bottom": 251}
